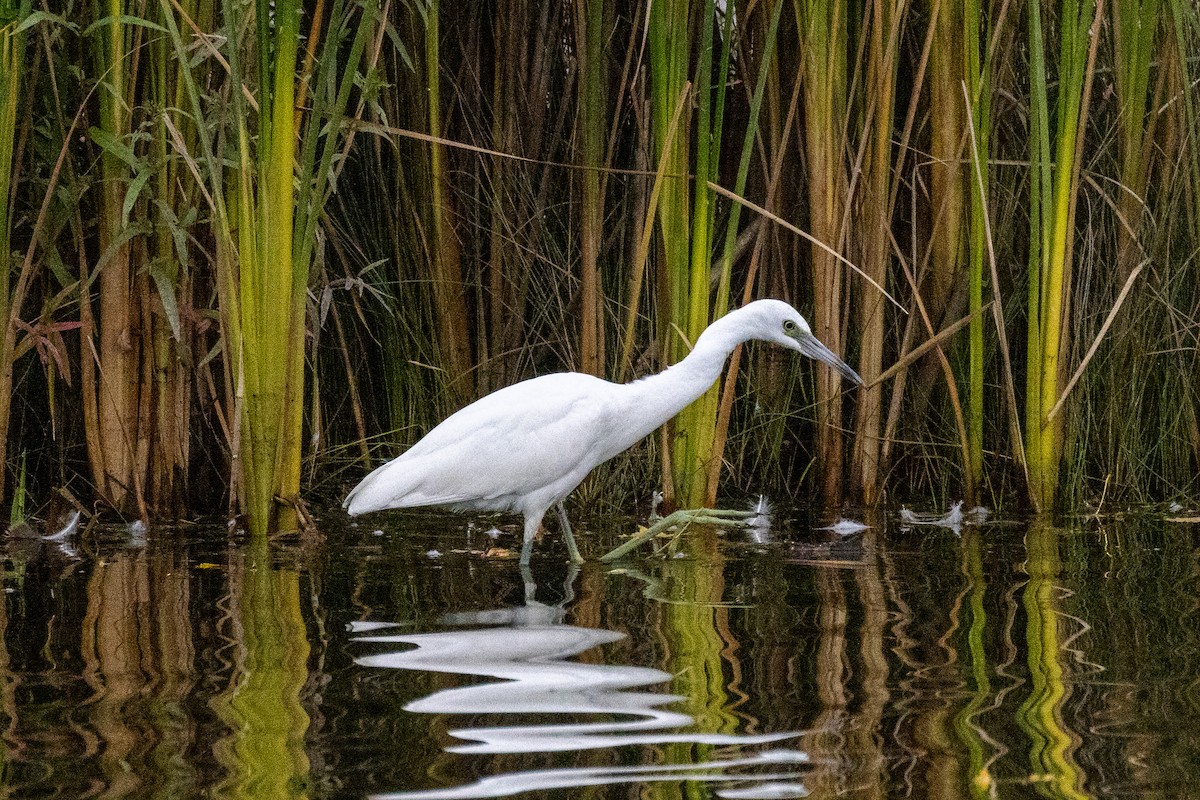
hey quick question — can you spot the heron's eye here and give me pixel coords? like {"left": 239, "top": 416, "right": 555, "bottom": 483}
{"left": 783, "top": 319, "right": 798, "bottom": 333}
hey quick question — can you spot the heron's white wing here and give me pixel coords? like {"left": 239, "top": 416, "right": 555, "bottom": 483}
{"left": 345, "top": 373, "right": 618, "bottom": 514}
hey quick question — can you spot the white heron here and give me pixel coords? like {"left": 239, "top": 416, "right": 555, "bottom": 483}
{"left": 344, "top": 299, "right": 862, "bottom": 564}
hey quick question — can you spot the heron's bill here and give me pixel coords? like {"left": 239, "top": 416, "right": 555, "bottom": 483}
{"left": 797, "top": 334, "right": 864, "bottom": 386}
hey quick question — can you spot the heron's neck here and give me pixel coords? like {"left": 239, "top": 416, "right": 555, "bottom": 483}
{"left": 621, "top": 312, "right": 749, "bottom": 435}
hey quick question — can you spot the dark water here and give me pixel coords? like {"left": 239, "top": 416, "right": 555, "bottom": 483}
{"left": 2, "top": 507, "right": 1199, "bottom": 799}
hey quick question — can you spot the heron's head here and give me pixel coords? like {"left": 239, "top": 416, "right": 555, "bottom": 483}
{"left": 748, "top": 300, "right": 864, "bottom": 386}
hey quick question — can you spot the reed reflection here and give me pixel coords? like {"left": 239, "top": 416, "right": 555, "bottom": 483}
{"left": 0, "top": 526, "right": 321, "bottom": 799}
{"left": 212, "top": 542, "right": 312, "bottom": 800}
{"left": 1, "top": 513, "right": 1198, "bottom": 798}
{"left": 1017, "top": 524, "right": 1089, "bottom": 800}
{"left": 81, "top": 542, "right": 196, "bottom": 799}
{"left": 355, "top": 566, "right": 811, "bottom": 799}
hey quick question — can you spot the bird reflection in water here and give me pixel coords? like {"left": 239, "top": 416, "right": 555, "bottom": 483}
{"left": 353, "top": 567, "right": 814, "bottom": 800}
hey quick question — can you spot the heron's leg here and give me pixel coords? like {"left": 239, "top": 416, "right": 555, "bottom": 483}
{"left": 520, "top": 514, "right": 542, "bottom": 566}
{"left": 555, "top": 501, "right": 584, "bottom": 565}
{"left": 600, "top": 507, "right": 758, "bottom": 562}
{"left": 519, "top": 564, "right": 536, "bottom": 602}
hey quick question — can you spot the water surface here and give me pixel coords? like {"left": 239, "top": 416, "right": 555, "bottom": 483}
{"left": 2, "top": 508, "right": 1199, "bottom": 798}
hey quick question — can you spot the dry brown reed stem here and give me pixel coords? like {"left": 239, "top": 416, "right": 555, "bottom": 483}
{"left": 574, "top": 0, "right": 605, "bottom": 377}
{"left": 425, "top": 0, "right": 473, "bottom": 402}
{"left": 849, "top": 0, "right": 906, "bottom": 504}
{"left": 1047, "top": 259, "right": 1149, "bottom": 422}
{"left": 91, "top": 5, "right": 141, "bottom": 513}
{"left": 871, "top": 307, "right": 983, "bottom": 386}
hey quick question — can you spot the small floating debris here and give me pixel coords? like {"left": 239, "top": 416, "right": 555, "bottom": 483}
{"left": 900, "top": 501, "right": 964, "bottom": 531}
{"left": 746, "top": 496, "right": 773, "bottom": 544}
{"left": 1165, "top": 500, "right": 1200, "bottom": 522}
{"left": 816, "top": 518, "right": 869, "bottom": 535}
{"left": 484, "top": 526, "right": 502, "bottom": 540}
{"left": 480, "top": 546, "right": 514, "bottom": 559}
{"left": 426, "top": 549, "right": 442, "bottom": 559}
{"left": 747, "top": 495, "right": 772, "bottom": 528}
{"left": 371, "top": 529, "right": 385, "bottom": 537}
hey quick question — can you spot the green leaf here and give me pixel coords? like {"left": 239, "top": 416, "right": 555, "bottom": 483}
{"left": 14, "top": 10, "right": 77, "bottom": 34}
{"left": 122, "top": 168, "right": 151, "bottom": 226}
{"left": 93, "top": 222, "right": 144, "bottom": 274}
{"left": 150, "top": 257, "right": 182, "bottom": 341}
{"left": 82, "top": 14, "right": 166, "bottom": 37}
{"left": 155, "top": 199, "right": 191, "bottom": 274}
{"left": 382, "top": 21, "right": 413, "bottom": 73}
{"left": 43, "top": 245, "right": 75, "bottom": 289}
{"left": 197, "top": 338, "right": 222, "bottom": 369}
{"left": 88, "top": 126, "right": 142, "bottom": 173}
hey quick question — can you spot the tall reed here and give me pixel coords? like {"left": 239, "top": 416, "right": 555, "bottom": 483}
{"left": 1112, "top": 0, "right": 1160, "bottom": 281}
{"left": 964, "top": 0, "right": 988, "bottom": 500}
{"left": 796, "top": 0, "right": 849, "bottom": 504}
{"left": 674, "top": 0, "right": 733, "bottom": 507}
{"left": 1082, "top": 0, "right": 1168, "bottom": 504}
{"left": 850, "top": 0, "right": 904, "bottom": 504}
{"left": 1024, "top": 0, "right": 1102, "bottom": 511}
{"left": 0, "top": 0, "right": 23, "bottom": 295}
{"left": 1169, "top": 0, "right": 1200, "bottom": 482}
{"left": 0, "top": 0, "right": 28, "bottom": 503}
{"left": 574, "top": 0, "right": 606, "bottom": 378}
{"left": 424, "top": 0, "right": 472, "bottom": 402}
{"left": 74, "top": 0, "right": 212, "bottom": 518}
{"left": 231, "top": 0, "right": 303, "bottom": 534}
{"left": 85, "top": 0, "right": 143, "bottom": 514}
{"left": 161, "top": 0, "right": 376, "bottom": 534}
{"left": 646, "top": 0, "right": 694, "bottom": 508}
{"left": 146, "top": 0, "right": 209, "bottom": 513}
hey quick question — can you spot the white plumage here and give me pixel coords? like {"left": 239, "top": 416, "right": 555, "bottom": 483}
{"left": 345, "top": 299, "right": 862, "bottom": 563}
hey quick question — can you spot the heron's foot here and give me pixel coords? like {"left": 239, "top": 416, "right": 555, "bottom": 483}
{"left": 599, "top": 507, "right": 759, "bottom": 562}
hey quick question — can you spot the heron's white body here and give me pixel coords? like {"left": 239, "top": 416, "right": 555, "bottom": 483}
{"left": 344, "top": 299, "right": 860, "bottom": 562}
